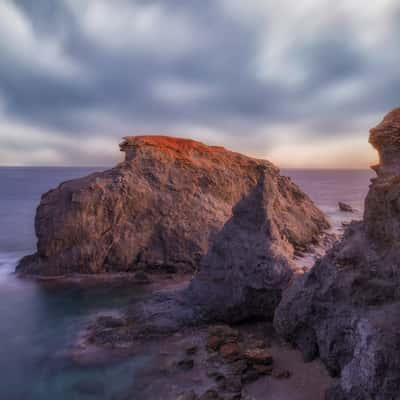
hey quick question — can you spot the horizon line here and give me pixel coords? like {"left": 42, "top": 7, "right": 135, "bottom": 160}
{"left": 0, "top": 165, "right": 373, "bottom": 171}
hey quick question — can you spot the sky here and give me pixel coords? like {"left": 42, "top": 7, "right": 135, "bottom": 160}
{"left": 0, "top": 0, "right": 398, "bottom": 168}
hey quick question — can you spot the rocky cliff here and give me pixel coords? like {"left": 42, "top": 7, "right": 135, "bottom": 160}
{"left": 274, "top": 108, "right": 400, "bottom": 400}
{"left": 17, "top": 136, "right": 329, "bottom": 276}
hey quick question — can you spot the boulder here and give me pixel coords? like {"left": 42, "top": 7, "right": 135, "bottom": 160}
{"left": 17, "top": 135, "right": 329, "bottom": 276}
{"left": 274, "top": 108, "right": 400, "bottom": 400}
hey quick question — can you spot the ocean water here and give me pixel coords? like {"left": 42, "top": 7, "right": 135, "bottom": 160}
{"left": 284, "top": 169, "right": 374, "bottom": 232}
{"left": 0, "top": 167, "right": 374, "bottom": 399}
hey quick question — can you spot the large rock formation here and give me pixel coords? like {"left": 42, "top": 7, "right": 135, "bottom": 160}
{"left": 187, "top": 166, "right": 295, "bottom": 322}
{"left": 17, "top": 136, "right": 329, "bottom": 276}
{"left": 274, "top": 108, "right": 400, "bottom": 400}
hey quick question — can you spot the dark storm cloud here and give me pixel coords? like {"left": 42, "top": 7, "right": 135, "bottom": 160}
{"left": 4, "top": 0, "right": 266, "bottom": 133}
{"left": 0, "top": 0, "right": 399, "bottom": 165}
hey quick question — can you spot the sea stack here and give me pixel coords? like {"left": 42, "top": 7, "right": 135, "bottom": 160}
{"left": 274, "top": 108, "right": 400, "bottom": 400}
{"left": 17, "top": 136, "right": 329, "bottom": 276}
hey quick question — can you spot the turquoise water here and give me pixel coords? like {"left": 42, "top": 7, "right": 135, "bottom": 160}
{"left": 0, "top": 271, "right": 149, "bottom": 400}
{"left": 0, "top": 167, "right": 374, "bottom": 399}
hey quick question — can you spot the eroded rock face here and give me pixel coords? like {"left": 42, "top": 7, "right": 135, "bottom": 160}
{"left": 369, "top": 108, "right": 400, "bottom": 177}
{"left": 274, "top": 108, "right": 400, "bottom": 400}
{"left": 17, "top": 136, "right": 328, "bottom": 276}
{"left": 187, "top": 168, "right": 295, "bottom": 322}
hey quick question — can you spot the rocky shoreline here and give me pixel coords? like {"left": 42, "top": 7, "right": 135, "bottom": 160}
{"left": 15, "top": 108, "right": 400, "bottom": 399}
{"left": 66, "top": 275, "right": 334, "bottom": 400}
{"left": 275, "top": 108, "right": 400, "bottom": 399}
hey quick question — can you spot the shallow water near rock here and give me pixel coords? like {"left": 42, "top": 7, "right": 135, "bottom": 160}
{"left": 0, "top": 253, "right": 154, "bottom": 399}
{"left": 0, "top": 167, "right": 373, "bottom": 399}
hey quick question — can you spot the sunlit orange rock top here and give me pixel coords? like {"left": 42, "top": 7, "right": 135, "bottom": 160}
{"left": 119, "top": 135, "right": 271, "bottom": 171}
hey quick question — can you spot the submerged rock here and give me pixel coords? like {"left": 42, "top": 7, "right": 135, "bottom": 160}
{"left": 17, "top": 135, "right": 328, "bottom": 277}
{"left": 274, "top": 108, "right": 400, "bottom": 400}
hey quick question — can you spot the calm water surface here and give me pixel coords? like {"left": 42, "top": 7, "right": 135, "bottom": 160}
{"left": 284, "top": 169, "right": 374, "bottom": 232}
{"left": 0, "top": 167, "right": 374, "bottom": 399}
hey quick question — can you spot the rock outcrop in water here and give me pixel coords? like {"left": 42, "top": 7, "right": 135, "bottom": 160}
{"left": 274, "top": 108, "right": 400, "bottom": 400}
{"left": 338, "top": 202, "right": 353, "bottom": 213}
{"left": 17, "top": 136, "right": 329, "bottom": 276}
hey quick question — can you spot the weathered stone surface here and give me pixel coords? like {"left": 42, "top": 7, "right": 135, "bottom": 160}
{"left": 243, "top": 348, "right": 273, "bottom": 365}
{"left": 271, "top": 369, "right": 291, "bottom": 379}
{"left": 207, "top": 335, "right": 224, "bottom": 352}
{"left": 252, "top": 364, "right": 273, "bottom": 376}
{"left": 187, "top": 165, "right": 314, "bottom": 322}
{"left": 370, "top": 108, "right": 400, "bottom": 177}
{"left": 16, "top": 135, "right": 328, "bottom": 276}
{"left": 274, "top": 108, "right": 400, "bottom": 400}
{"left": 208, "top": 325, "right": 240, "bottom": 341}
{"left": 186, "top": 345, "right": 198, "bottom": 356}
{"left": 177, "top": 358, "right": 195, "bottom": 371}
{"left": 202, "top": 324, "right": 279, "bottom": 398}
{"left": 177, "top": 392, "right": 198, "bottom": 400}
{"left": 219, "top": 343, "right": 241, "bottom": 362}
{"left": 199, "top": 390, "right": 222, "bottom": 400}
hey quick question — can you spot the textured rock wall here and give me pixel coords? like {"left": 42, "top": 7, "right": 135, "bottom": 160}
{"left": 274, "top": 108, "right": 400, "bottom": 400}
{"left": 187, "top": 166, "right": 294, "bottom": 322}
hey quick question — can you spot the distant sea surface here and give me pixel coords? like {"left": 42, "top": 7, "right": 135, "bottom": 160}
{"left": 0, "top": 167, "right": 374, "bottom": 399}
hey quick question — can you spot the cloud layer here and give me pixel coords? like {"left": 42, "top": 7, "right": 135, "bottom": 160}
{"left": 0, "top": 0, "right": 397, "bottom": 167}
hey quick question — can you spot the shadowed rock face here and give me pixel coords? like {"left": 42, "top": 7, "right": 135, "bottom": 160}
{"left": 187, "top": 167, "right": 294, "bottom": 322}
{"left": 17, "top": 136, "right": 329, "bottom": 276}
{"left": 274, "top": 108, "right": 400, "bottom": 400}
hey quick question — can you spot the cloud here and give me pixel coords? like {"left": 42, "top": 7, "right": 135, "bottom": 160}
{"left": 65, "top": 0, "right": 201, "bottom": 56}
{"left": 151, "top": 79, "right": 217, "bottom": 106}
{"left": 0, "top": 117, "right": 122, "bottom": 166}
{"left": 0, "top": 0, "right": 399, "bottom": 166}
{"left": 0, "top": 0, "right": 83, "bottom": 78}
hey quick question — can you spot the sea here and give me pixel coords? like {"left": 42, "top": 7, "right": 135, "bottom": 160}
{"left": 0, "top": 167, "right": 374, "bottom": 399}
